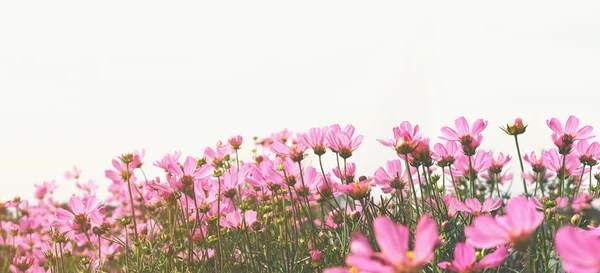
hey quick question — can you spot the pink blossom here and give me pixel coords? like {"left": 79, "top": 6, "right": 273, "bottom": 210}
{"left": 327, "top": 124, "right": 363, "bottom": 159}
{"left": 299, "top": 126, "right": 329, "bottom": 156}
{"left": 575, "top": 139, "right": 600, "bottom": 166}
{"left": 547, "top": 115, "right": 594, "bottom": 144}
{"left": 555, "top": 226, "right": 600, "bottom": 273}
{"left": 377, "top": 121, "right": 423, "bottom": 155}
{"left": 53, "top": 195, "right": 104, "bottom": 234}
{"left": 345, "top": 215, "right": 441, "bottom": 273}
{"left": 270, "top": 141, "right": 307, "bottom": 162}
{"left": 454, "top": 198, "right": 502, "bottom": 216}
{"left": 432, "top": 141, "right": 461, "bottom": 167}
{"left": 438, "top": 243, "right": 507, "bottom": 272}
{"left": 542, "top": 149, "right": 587, "bottom": 177}
{"left": 440, "top": 116, "right": 488, "bottom": 155}
{"left": 373, "top": 159, "right": 413, "bottom": 194}
{"left": 465, "top": 195, "right": 543, "bottom": 249}
{"left": 228, "top": 135, "right": 243, "bottom": 150}
{"left": 446, "top": 151, "right": 491, "bottom": 178}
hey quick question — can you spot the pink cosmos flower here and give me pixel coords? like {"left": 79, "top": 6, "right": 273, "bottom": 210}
{"left": 523, "top": 151, "right": 547, "bottom": 173}
{"left": 438, "top": 243, "right": 507, "bottom": 272}
{"left": 228, "top": 135, "right": 243, "bottom": 150}
{"left": 542, "top": 149, "right": 587, "bottom": 177}
{"left": 332, "top": 162, "right": 356, "bottom": 184}
{"left": 327, "top": 124, "right": 363, "bottom": 159}
{"left": 373, "top": 159, "right": 413, "bottom": 194}
{"left": 220, "top": 209, "right": 258, "bottom": 230}
{"left": 446, "top": 151, "right": 491, "bottom": 178}
{"left": 432, "top": 141, "right": 461, "bottom": 167}
{"left": 64, "top": 166, "right": 82, "bottom": 181}
{"left": 547, "top": 116, "right": 594, "bottom": 148}
{"left": 270, "top": 141, "right": 307, "bottom": 162}
{"left": 167, "top": 156, "right": 212, "bottom": 190}
{"left": 299, "top": 126, "right": 329, "bottom": 156}
{"left": 153, "top": 151, "right": 182, "bottom": 172}
{"left": 53, "top": 195, "right": 104, "bottom": 234}
{"left": 34, "top": 180, "right": 56, "bottom": 200}
{"left": 338, "top": 177, "right": 373, "bottom": 200}
{"left": 454, "top": 198, "right": 502, "bottom": 216}
{"left": 465, "top": 195, "right": 543, "bottom": 249}
{"left": 344, "top": 215, "right": 441, "bottom": 273}
{"left": 377, "top": 121, "right": 423, "bottom": 155}
{"left": 575, "top": 139, "right": 600, "bottom": 166}
{"left": 555, "top": 226, "right": 600, "bottom": 273}
{"left": 480, "top": 170, "right": 513, "bottom": 185}
{"left": 440, "top": 117, "right": 488, "bottom": 155}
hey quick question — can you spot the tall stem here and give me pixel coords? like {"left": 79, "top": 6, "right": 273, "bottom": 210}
{"left": 559, "top": 154, "right": 567, "bottom": 197}
{"left": 467, "top": 155, "right": 476, "bottom": 199}
{"left": 125, "top": 163, "right": 139, "bottom": 240}
{"left": 403, "top": 155, "right": 421, "bottom": 219}
{"left": 513, "top": 135, "right": 529, "bottom": 196}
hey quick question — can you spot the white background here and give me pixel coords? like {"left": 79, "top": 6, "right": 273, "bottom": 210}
{"left": 2, "top": 1, "right": 600, "bottom": 201}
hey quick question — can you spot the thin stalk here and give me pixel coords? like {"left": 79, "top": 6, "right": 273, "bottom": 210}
{"left": 467, "top": 155, "right": 476, "bottom": 199}
{"left": 513, "top": 135, "right": 529, "bottom": 196}
{"left": 125, "top": 163, "right": 139, "bottom": 240}
{"left": 403, "top": 155, "right": 421, "bottom": 219}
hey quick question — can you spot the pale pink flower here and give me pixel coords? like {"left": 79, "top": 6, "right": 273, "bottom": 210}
{"left": 440, "top": 116, "right": 488, "bottom": 155}
{"left": 547, "top": 115, "right": 594, "bottom": 144}
{"left": 454, "top": 198, "right": 502, "bottom": 216}
{"left": 438, "top": 243, "right": 507, "bottom": 272}
{"left": 432, "top": 141, "right": 461, "bottom": 167}
{"left": 465, "top": 195, "right": 543, "bottom": 249}
{"left": 53, "top": 195, "right": 104, "bottom": 234}
{"left": 327, "top": 124, "right": 363, "bottom": 159}
{"left": 270, "top": 141, "right": 307, "bottom": 162}
{"left": 299, "top": 126, "right": 329, "bottom": 156}
{"left": 377, "top": 121, "right": 422, "bottom": 155}
{"left": 345, "top": 215, "right": 441, "bottom": 273}
{"left": 373, "top": 159, "right": 413, "bottom": 194}
{"left": 555, "top": 226, "right": 600, "bottom": 273}
{"left": 446, "top": 151, "right": 491, "bottom": 178}
{"left": 575, "top": 139, "right": 600, "bottom": 166}
{"left": 542, "top": 149, "right": 587, "bottom": 177}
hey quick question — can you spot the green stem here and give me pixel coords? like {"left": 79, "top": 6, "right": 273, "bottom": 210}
{"left": 513, "top": 135, "right": 529, "bottom": 196}
{"left": 403, "top": 155, "right": 421, "bottom": 219}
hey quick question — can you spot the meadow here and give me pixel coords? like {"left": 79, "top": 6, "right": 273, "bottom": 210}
{"left": 1, "top": 116, "right": 599, "bottom": 273}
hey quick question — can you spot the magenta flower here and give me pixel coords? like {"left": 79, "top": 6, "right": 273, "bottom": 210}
{"left": 377, "top": 121, "right": 423, "bottom": 155}
{"left": 555, "top": 226, "right": 600, "bottom": 273}
{"left": 454, "top": 197, "right": 502, "bottom": 216}
{"left": 345, "top": 215, "right": 441, "bottom": 273}
{"left": 438, "top": 243, "right": 507, "bottom": 272}
{"left": 465, "top": 195, "right": 543, "bottom": 249}
{"left": 440, "top": 117, "right": 488, "bottom": 155}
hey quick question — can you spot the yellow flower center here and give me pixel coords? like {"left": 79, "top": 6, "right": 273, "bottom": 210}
{"left": 406, "top": 250, "right": 415, "bottom": 260}
{"left": 350, "top": 266, "right": 359, "bottom": 273}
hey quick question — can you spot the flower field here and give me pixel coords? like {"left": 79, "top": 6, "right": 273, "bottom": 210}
{"left": 2, "top": 116, "right": 600, "bottom": 273}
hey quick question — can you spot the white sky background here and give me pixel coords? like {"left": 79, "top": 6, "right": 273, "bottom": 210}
{"left": 1, "top": 1, "right": 600, "bottom": 201}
